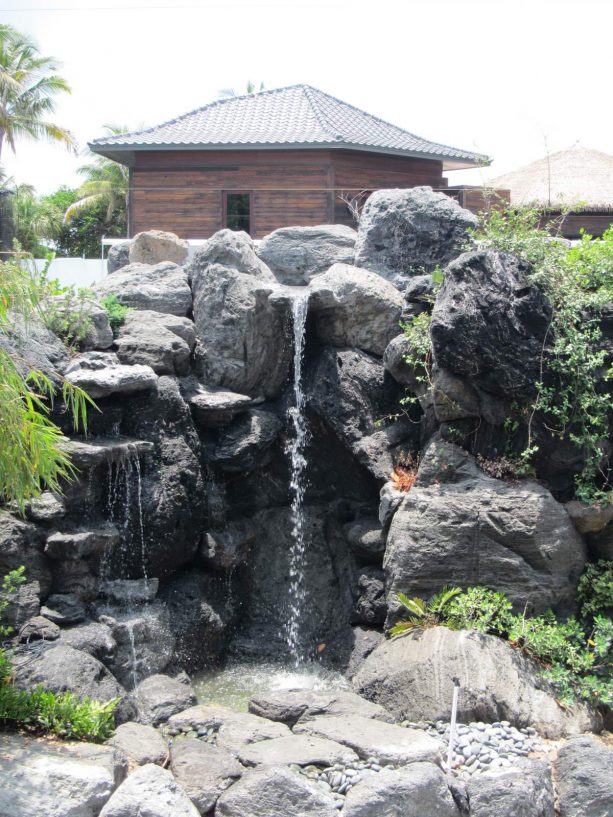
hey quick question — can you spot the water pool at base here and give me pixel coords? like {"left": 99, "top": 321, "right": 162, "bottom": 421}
{"left": 192, "top": 659, "right": 350, "bottom": 711}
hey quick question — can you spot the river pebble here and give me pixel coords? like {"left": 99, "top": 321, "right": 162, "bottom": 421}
{"left": 398, "top": 718, "right": 548, "bottom": 776}
{"left": 294, "top": 756, "right": 398, "bottom": 802}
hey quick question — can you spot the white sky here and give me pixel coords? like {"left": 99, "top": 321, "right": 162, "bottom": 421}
{"left": 2, "top": 0, "right": 612, "bottom": 194}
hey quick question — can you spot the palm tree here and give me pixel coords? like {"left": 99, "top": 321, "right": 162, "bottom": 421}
{"left": 0, "top": 25, "right": 76, "bottom": 165}
{"left": 64, "top": 125, "right": 129, "bottom": 223}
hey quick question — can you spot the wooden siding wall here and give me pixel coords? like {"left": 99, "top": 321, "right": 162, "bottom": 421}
{"left": 330, "top": 150, "right": 444, "bottom": 226}
{"left": 129, "top": 149, "right": 445, "bottom": 238}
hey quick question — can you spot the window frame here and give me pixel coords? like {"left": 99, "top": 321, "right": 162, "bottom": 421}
{"left": 222, "top": 190, "right": 253, "bottom": 235}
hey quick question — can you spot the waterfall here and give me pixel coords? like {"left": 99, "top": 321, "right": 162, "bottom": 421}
{"left": 285, "top": 292, "right": 310, "bottom": 665}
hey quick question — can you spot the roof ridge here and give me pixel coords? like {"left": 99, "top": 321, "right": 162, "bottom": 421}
{"left": 298, "top": 85, "right": 480, "bottom": 158}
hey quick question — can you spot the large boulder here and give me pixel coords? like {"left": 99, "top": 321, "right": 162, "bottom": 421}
{"left": 135, "top": 673, "right": 197, "bottom": 725}
{"left": 0, "top": 579, "right": 40, "bottom": 630}
{"left": 168, "top": 704, "right": 291, "bottom": 756}
{"left": 170, "top": 739, "right": 243, "bottom": 813}
{"left": 352, "top": 626, "right": 598, "bottom": 738}
{"left": 307, "top": 346, "right": 411, "bottom": 481}
{"left": 64, "top": 351, "right": 157, "bottom": 399}
{"left": 430, "top": 250, "right": 553, "bottom": 404}
{"left": 293, "top": 714, "right": 443, "bottom": 765}
{"left": 115, "top": 310, "right": 196, "bottom": 376}
{"left": 11, "top": 644, "right": 132, "bottom": 720}
{"left": 354, "top": 187, "right": 477, "bottom": 282}
{"left": 95, "top": 262, "right": 192, "bottom": 316}
{"left": 108, "top": 721, "right": 168, "bottom": 766}
{"left": 107, "top": 241, "right": 130, "bottom": 273}
{"left": 58, "top": 621, "right": 116, "bottom": 662}
{"left": 205, "top": 409, "right": 282, "bottom": 473}
{"left": 238, "top": 734, "right": 356, "bottom": 767}
{"left": 129, "top": 230, "right": 189, "bottom": 266}
{"left": 0, "top": 734, "right": 126, "bottom": 817}
{"left": 384, "top": 440, "right": 587, "bottom": 615}
{"left": 257, "top": 224, "right": 357, "bottom": 284}
{"left": 96, "top": 603, "right": 175, "bottom": 690}
{"left": 342, "top": 762, "right": 460, "bottom": 817}
{"left": 466, "top": 760, "right": 555, "bottom": 817}
{"left": 191, "top": 262, "right": 290, "bottom": 398}
{"left": 99, "top": 763, "right": 200, "bottom": 817}
{"left": 0, "top": 314, "right": 69, "bottom": 382}
{"left": 0, "top": 513, "right": 51, "bottom": 596}
{"left": 215, "top": 765, "right": 338, "bottom": 817}
{"left": 308, "top": 263, "right": 404, "bottom": 356}
{"left": 189, "top": 229, "right": 274, "bottom": 281}
{"left": 555, "top": 736, "right": 613, "bottom": 817}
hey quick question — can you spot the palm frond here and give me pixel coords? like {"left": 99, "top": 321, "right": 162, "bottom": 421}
{"left": 397, "top": 593, "right": 427, "bottom": 618}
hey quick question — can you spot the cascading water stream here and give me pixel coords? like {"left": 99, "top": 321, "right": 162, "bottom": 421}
{"left": 285, "top": 292, "right": 310, "bottom": 665}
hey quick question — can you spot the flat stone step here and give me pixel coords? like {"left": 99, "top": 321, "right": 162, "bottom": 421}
{"left": 45, "top": 524, "right": 120, "bottom": 560}
{"left": 293, "top": 714, "right": 444, "bottom": 765}
{"left": 63, "top": 438, "right": 154, "bottom": 469}
{"left": 238, "top": 734, "right": 357, "bottom": 768}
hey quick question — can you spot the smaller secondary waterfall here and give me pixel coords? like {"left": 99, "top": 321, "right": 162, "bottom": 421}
{"left": 285, "top": 292, "right": 310, "bottom": 665}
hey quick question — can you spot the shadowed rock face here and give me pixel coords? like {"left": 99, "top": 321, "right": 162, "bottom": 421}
{"left": 431, "top": 250, "right": 553, "bottom": 401}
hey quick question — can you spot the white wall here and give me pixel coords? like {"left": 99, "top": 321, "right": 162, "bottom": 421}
{"left": 32, "top": 258, "right": 107, "bottom": 289}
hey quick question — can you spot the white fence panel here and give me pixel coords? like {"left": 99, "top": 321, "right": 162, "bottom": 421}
{"left": 32, "top": 258, "right": 107, "bottom": 289}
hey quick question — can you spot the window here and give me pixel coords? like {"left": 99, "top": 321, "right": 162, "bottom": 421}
{"left": 223, "top": 191, "right": 252, "bottom": 234}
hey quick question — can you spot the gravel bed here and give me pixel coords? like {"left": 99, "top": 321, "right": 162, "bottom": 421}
{"left": 400, "top": 718, "right": 549, "bottom": 775}
{"left": 161, "top": 722, "right": 219, "bottom": 745}
{"left": 294, "top": 756, "right": 396, "bottom": 809}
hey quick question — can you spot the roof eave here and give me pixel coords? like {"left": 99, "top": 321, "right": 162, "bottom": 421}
{"left": 88, "top": 140, "right": 487, "bottom": 169}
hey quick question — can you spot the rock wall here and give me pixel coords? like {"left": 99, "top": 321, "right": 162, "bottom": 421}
{"left": 1, "top": 189, "right": 609, "bottom": 738}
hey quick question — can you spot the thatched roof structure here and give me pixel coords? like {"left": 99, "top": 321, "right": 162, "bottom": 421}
{"left": 490, "top": 145, "right": 613, "bottom": 210}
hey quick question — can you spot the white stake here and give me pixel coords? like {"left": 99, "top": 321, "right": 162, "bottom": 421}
{"left": 447, "top": 677, "right": 461, "bottom": 772}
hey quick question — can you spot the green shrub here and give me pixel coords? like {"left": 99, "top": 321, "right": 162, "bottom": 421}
{"left": 402, "top": 208, "right": 613, "bottom": 504}
{"left": 390, "top": 583, "right": 613, "bottom": 708}
{"left": 0, "top": 682, "right": 117, "bottom": 742}
{"left": 0, "top": 569, "right": 117, "bottom": 742}
{"left": 577, "top": 560, "right": 613, "bottom": 618}
{"left": 101, "top": 294, "right": 129, "bottom": 337}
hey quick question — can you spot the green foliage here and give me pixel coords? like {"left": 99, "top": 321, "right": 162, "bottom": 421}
{"left": 44, "top": 285, "right": 95, "bottom": 351}
{"left": 576, "top": 560, "right": 613, "bottom": 618}
{"left": 55, "top": 196, "right": 126, "bottom": 258}
{"left": 390, "top": 582, "right": 613, "bottom": 708}
{"left": 473, "top": 210, "right": 613, "bottom": 504}
{"left": 446, "top": 586, "right": 513, "bottom": 633}
{"left": 0, "top": 566, "right": 25, "bottom": 637}
{"left": 101, "top": 294, "right": 129, "bottom": 337}
{"left": 0, "top": 681, "right": 117, "bottom": 741}
{"left": 0, "top": 256, "right": 94, "bottom": 510}
{"left": 0, "top": 567, "right": 117, "bottom": 741}
{"left": 389, "top": 586, "right": 462, "bottom": 637}
{"left": 400, "top": 312, "right": 432, "bottom": 385}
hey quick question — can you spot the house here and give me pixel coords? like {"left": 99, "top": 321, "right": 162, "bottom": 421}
{"left": 490, "top": 145, "right": 613, "bottom": 238}
{"left": 89, "top": 84, "right": 487, "bottom": 239}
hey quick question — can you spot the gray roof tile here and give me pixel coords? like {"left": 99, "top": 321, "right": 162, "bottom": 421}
{"left": 90, "top": 84, "right": 486, "bottom": 167}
